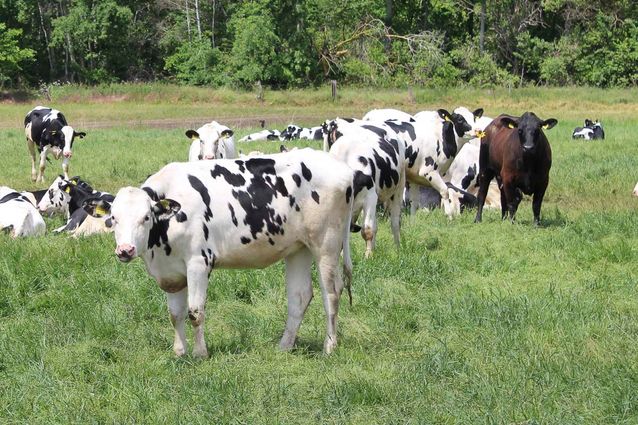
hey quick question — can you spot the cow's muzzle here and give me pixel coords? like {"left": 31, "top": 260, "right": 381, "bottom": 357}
{"left": 63, "top": 151, "right": 72, "bottom": 158}
{"left": 115, "top": 245, "right": 136, "bottom": 262}
{"left": 204, "top": 155, "right": 214, "bottom": 160}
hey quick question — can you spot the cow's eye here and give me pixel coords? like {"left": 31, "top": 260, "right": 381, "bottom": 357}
{"left": 144, "top": 215, "right": 150, "bottom": 221}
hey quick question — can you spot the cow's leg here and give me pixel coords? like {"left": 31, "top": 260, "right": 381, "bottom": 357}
{"left": 280, "top": 247, "right": 314, "bottom": 351}
{"left": 501, "top": 181, "right": 520, "bottom": 222}
{"left": 37, "top": 147, "right": 48, "bottom": 183}
{"left": 167, "top": 287, "right": 188, "bottom": 356}
{"left": 315, "top": 249, "right": 343, "bottom": 354}
{"left": 475, "top": 170, "right": 494, "bottom": 223}
{"left": 27, "top": 139, "right": 37, "bottom": 181}
{"left": 532, "top": 183, "right": 548, "bottom": 226}
{"left": 186, "top": 261, "right": 210, "bottom": 358}
{"left": 361, "top": 189, "right": 379, "bottom": 258}
{"left": 389, "top": 172, "right": 405, "bottom": 249}
{"left": 62, "top": 156, "right": 70, "bottom": 180}
{"left": 408, "top": 182, "right": 420, "bottom": 214}
{"left": 421, "top": 169, "right": 455, "bottom": 218}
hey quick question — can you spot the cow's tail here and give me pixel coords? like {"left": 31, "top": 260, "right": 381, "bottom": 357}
{"left": 342, "top": 190, "right": 354, "bottom": 306}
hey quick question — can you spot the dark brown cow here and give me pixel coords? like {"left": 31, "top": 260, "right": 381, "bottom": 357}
{"left": 474, "top": 112, "right": 558, "bottom": 225}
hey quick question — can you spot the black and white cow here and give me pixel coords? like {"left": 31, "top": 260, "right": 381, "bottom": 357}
{"left": 0, "top": 186, "right": 46, "bottom": 237}
{"left": 185, "top": 121, "right": 236, "bottom": 161}
{"left": 280, "top": 125, "right": 324, "bottom": 141}
{"left": 84, "top": 149, "right": 354, "bottom": 357}
{"left": 37, "top": 175, "right": 92, "bottom": 217}
{"left": 572, "top": 119, "right": 605, "bottom": 140}
{"left": 323, "top": 118, "right": 405, "bottom": 258}
{"left": 24, "top": 106, "right": 86, "bottom": 182}
{"left": 238, "top": 129, "right": 281, "bottom": 142}
{"left": 363, "top": 108, "right": 415, "bottom": 123}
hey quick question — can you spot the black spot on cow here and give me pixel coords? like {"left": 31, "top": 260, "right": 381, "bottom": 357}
{"left": 405, "top": 145, "right": 419, "bottom": 168}
{"left": 201, "top": 249, "right": 209, "bottom": 266}
{"left": 436, "top": 140, "right": 441, "bottom": 157}
{"left": 361, "top": 125, "right": 387, "bottom": 140}
{"left": 300, "top": 163, "right": 312, "bottom": 181}
{"left": 353, "top": 170, "right": 374, "bottom": 198}
{"left": 148, "top": 218, "right": 172, "bottom": 256}
{"left": 142, "top": 186, "right": 160, "bottom": 202}
{"left": 202, "top": 223, "right": 209, "bottom": 240}
{"left": 373, "top": 150, "right": 399, "bottom": 189}
{"left": 343, "top": 118, "right": 356, "bottom": 123}
{"left": 461, "top": 165, "right": 477, "bottom": 190}
{"left": 295, "top": 205, "right": 300, "bottom": 212}
{"left": 274, "top": 177, "right": 289, "bottom": 197}
{"left": 240, "top": 236, "right": 251, "bottom": 244}
{"left": 228, "top": 203, "right": 238, "bottom": 226}
{"left": 425, "top": 156, "right": 435, "bottom": 167}
{"left": 188, "top": 175, "right": 213, "bottom": 222}
{"left": 268, "top": 238, "right": 275, "bottom": 245}
{"left": 211, "top": 165, "right": 246, "bottom": 186}
{"left": 385, "top": 120, "right": 416, "bottom": 140}
{"left": 441, "top": 122, "right": 458, "bottom": 158}
{"left": 235, "top": 160, "right": 246, "bottom": 173}
{"left": 358, "top": 156, "right": 368, "bottom": 166}
{"left": 311, "top": 191, "right": 320, "bottom": 204}
{"left": 346, "top": 186, "right": 352, "bottom": 203}
{"left": 289, "top": 195, "right": 296, "bottom": 207}
{"left": 377, "top": 139, "right": 399, "bottom": 166}
{"left": 292, "top": 174, "right": 301, "bottom": 187}
{"left": 176, "top": 211, "right": 188, "bottom": 222}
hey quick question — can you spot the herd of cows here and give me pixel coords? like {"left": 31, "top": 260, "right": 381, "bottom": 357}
{"left": 1, "top": 103, "right": 615, "bottom": 357}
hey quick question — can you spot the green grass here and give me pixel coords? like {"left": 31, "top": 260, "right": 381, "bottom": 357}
{"left": 1, "top": 86, "right": 637, "bottom": 423}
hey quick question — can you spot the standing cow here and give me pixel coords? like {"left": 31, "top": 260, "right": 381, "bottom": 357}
{"left": 475, "top": 112, "right": 558, "bottom": 225}
{"left": 24, "top": 106, "right": 86, "bottom": 183}
{"left": 84, "top": 149, "right": 354, "bottom": 357}
{"left": 185, "top": 121, "right": 236, "bottom": 161}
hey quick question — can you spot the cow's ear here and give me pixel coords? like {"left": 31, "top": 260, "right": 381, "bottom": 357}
{"left": 473, "top": 108, "right": 484, "bottom": 119}
{"left": 437, "top": 109, "right": 452, "bottom": 122}
{"left": 74, "top": 131, "right": 86, "bottom": 139}
{"left": 185, "top": 130, "right": 199, "bottom": 140}
{"left": 501, "top": 117, "right": 519, "bottom": 129}
{"left": 58, "top": 181, "right": 71, "bottom": 193}
{"left": 84, "top": 198, "right": 111, "bottom": 218}
{"left": 541, "top": 118, "right": 558, "bottom": 130}
{"left": 221, "top": 129, "right": 234, "bottom": 138}
{"left": 152, "top": 199, "right": 181, "bottom": 220}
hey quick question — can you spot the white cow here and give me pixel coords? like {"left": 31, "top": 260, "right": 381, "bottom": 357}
{"left": 0, "top": 187, "right": 46, "bottom": 237}
{"left": 185, "top": 121, "right": 236, "bottom": 161}
{"left": 84, "top": 149, "right": 354, "bottom": 357}
{"left": 238, "top": 129, "right": 281, "bottom": 142}
{"left": 323, "top": 118, "right": 406, "bottom": 257}
{"left": 363, "top": 108, "right": 415, "bottom": 123}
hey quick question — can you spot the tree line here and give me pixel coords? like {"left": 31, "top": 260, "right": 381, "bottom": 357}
{"left": 0, "top": 0, "right": 636, "bottom": 89}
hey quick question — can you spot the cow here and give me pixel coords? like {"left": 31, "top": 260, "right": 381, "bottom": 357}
{"left": 84, "top": 149, "right": 354, "bottom": 357}
{"left": 37, "top": 175, "right": 92, "bottom": 217}
{"left": 24, "top": 106, "right": 86, "bottom": 183}
{"left": 238, "top": 129, "right": 281, "bottom": 142}
{"left": 323, "top": 118, "right": 405, "bottom": 258}
{"left": 362, "top": 108, "right": 415, "bottom": 123}
{"left": 453, "top": 106, "right": 492, "bottom": 132}
{"left": 185, "top": 121, "right": 236, "bottom": 161}
{"left": 475, "top": 112, "right": 558, "bottom": 225}
{"left": 281, "top": 125, "right": 324, "bottom": 141}
{"left": 381, "top": 110, "right": 475, "bottom": 217}
{"left": 572, "top": 119, "right": 604, "bottom": 140}
{"left": 0, "top": 187, "right": 46, "bottom": 237}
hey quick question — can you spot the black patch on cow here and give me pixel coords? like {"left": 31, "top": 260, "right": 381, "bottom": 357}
{"left": 148, "top": 218, "right": 171, "bottom": 256}
{"left": 362, "top": 125, "right": 387, "bottom": 140}
{"left": 292, "top": 174, "right": 301, "bottom": 187}
{"left": 228, "top": 203, "right": 238, "bottom": 226}
{"left": 211, "top": 165, "right": 246, "bottom": 186}
{"left": 346, "top": 186, "right": 352, "bottom": 203}
{"left": 373, "top": 150, "right": 399, "bottom": 189}
{"left": 343, "top": 118, "right": 355, "bottom": 123}
{"left": 441, "top": 122, "right": 458, "bottom": 158}
{"left": 405, "top": 145, "right": 419, "bottom": 168}
{"left": 240, "top": 236, "right": 251, "bottom": 244}
{"left": 142, "top": 186, "right": 160, "bottom": 202}
{"left": 436, "top": 140, "right": 441, "bottom": 157}
{"left": 202, "top": 223, "right": 209, "bottom": 240}
{"left": 187, "top": 174, "right": 213, "bottom": 222}
{"left": 358, "top": 156, "right": 368, "bottom": 166}
{"left": 461, "top": 165, "right": 477, "bottom": 190}
{"left": 311, "top": 191, "right": 320, "bottom": 204}
{"left": 176, "top": 212, "right": 188, "bottom": 222}
{"left": 0, "top": 192, "right": 27, "bottom": 205}
{"left": 295, "top": 205, "right": 300, "bottom": 212}
{"left": 105, "top": 218, "right": 112, "bottom": 228}
{"left": 300, "top": 163, "right": 312, "bottom": 181}
{"left": 353, "top": 170, "right": 374, "bottom": 198}
{"left": 235, "top": 160, "right": 246, "bottom": 173}
{"left": 275, "top": 177, "right": 289, "bottom": 196}
{"left": 377, "top": 139, "right": 399, "bottom": 166}
{"left": 424, "top": 156, "right": 435, "bottom": 167}
{"left": 385, "top": 120, "right": 416, "bottom": 140}
{"left": 268, "top": 238, "right": 275, "bottom": 245}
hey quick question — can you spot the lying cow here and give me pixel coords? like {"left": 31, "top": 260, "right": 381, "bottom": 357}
{"left": 238, "top": 129, "right": 281, "bottom": 142}
{"left": 323, "top": 118, "right": 405, "bottom": 258}
{"left": 572, "top": 119, "right": 605, "bottom": 140}
{"left": 280, "top": 125, "right": 323, "bottom": 141}
{"left": 0, "top": 187, "right": 46, "bottom": 237}
{"left": 185, "top": 121, "right": 236, "bottom": 161}
{"left": 84, "top": 149, "right": 354, "bottom": 357}
{"left": 24, "top": 106, "right": 86, "bottom": 182}
{"left": 475, "top": 112, "right": 558, "bottom": 225}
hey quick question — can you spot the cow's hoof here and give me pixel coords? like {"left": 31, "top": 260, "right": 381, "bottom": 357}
{"left": 173, "top": 345, "right": 186, "bottom": 357}
{"left": 323, "top": 335, "right": 337, "bottom": 355}
{"left": 192, "top": 347, "right": 209, "bottom": 359}
{"left": 279, "top": 335, "right": 296, "bottom": 351}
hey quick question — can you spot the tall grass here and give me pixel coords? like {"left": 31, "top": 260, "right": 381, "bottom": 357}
{"left": 0, "top": 87, "right": 637, "bottom": 423}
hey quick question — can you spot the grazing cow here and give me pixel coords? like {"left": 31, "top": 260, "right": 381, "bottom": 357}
{"left": 0, "top": 187, "right": 46, "bottom": 237}
{"left": 475, "top": 112, "right": 557, "bottom": 225}
{"left": 323, "top": 118, "right": 405, "bottom": 257}
{"left": 84, "top": 149, "right": 354, "bottom": 357}
{"left": 185, "top": 121, "right": 236, "bottom": 161}
{"left": 281, "top": 125, "right": 324, "bottom": 141}
{"left": 381, "top": 110, "right": 474, "bottom": 217}
{"left": 362, "top": 108, "right": 415, "bottom": 123}
{"left": 238, "top": 129, "right": 281, "bottom": 142}
{"left": 24, "top": 106, "right": 86, "bottom": 182}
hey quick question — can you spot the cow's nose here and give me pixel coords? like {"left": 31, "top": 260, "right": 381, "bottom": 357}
{"left": 115, "top": 244, "right": 136, "bottom": 262}
{"left": 63, "top": 151, "right": 72, "bottom": 158}
{"left": 204, "top": 155, "right": 214, "bottom": 160}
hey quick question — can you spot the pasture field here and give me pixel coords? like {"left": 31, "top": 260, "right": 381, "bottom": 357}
{"left": 0, "top": 85, "right": 637, "bottom": 424}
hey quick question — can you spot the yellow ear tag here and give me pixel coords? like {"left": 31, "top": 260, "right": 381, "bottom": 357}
{"left": 158, "top": 199, "right": 171, "bottom": 210}
{"left": 508, "top": 123, "right": 515, "bottom": 129}
{"left": 64, "top": 186, "right": 71, "bottom": 193}
{"left": 476, "top": 130, "right": 486, "bottom": 139}
{"left": 444, "top": 116, "right": 451, "bottom": 122}
{"left": 542, "top": 124, "right": 549, "bottom": 129}
{"left": 95, "top": 205, "right": 108, "bottom": 216}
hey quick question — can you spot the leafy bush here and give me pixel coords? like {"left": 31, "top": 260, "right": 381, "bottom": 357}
{"left": 164, "top": 40, "right": 223, "bottom": 86}
{"left": 0, "top": 23, "right": 34, "bottom": 87}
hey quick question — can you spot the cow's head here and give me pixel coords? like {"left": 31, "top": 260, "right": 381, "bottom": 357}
{"left": 321, "top": 120, "right": 342, "bottom": 151}
{"left": 37, "top": 175, "right": 82, "bottom": 214}
{"left": 438, "top": 109, "right": 472, "bottom": 139}
{"left": 453, "top": 106, "right": 485, "bottom": 137}
{"left": 280, "top": 125, "right": 301, "bottom": 141}
{"left": 84, "top": 187, "right": 181, "bottom": 263}
{"left": 186, "top": 125, "right": 233, "bottom": 160}
{"left": 43, "top": 126, "right": 85, "bottom": 158}
{"left": 501, "top": 112, "right": 557, "bottom": 152}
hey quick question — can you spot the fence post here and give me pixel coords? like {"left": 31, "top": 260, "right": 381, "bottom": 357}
{"left": 256, "top": 80, "right": 264, "bottom": 102}
{"left": 331, "top": 80, "right": 337, "bottom": 102}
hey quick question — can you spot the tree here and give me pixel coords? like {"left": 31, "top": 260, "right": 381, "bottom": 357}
{"left": 0, "top": 23, "right": 34, "bottom": 87}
